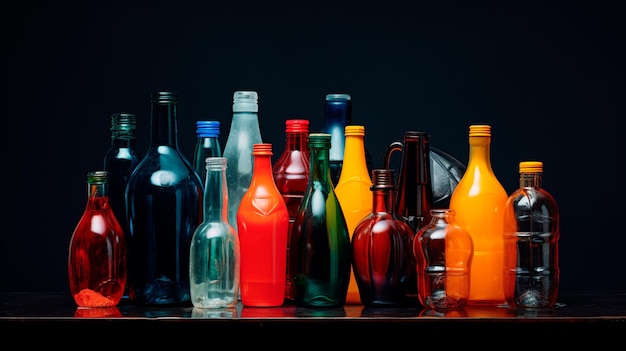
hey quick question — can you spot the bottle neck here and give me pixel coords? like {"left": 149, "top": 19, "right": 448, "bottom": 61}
{"left": 149, "top": 98, "right": 179, "bottom": 148}
{"left": 309, "top": 146, "right": 331, "bottom": 184}
{"left": 467, "top": 135, "right": 493, "bottom": 170}
{"left": 111, "top": 135, "right": 136, "bottom": 148}
{"left": 86, "top": 178, "right": 110, "bottom": 211}
{"left": 520, "top": 172, "right": 542, "bottom": 188}
{"left": 203, "top": 158, "right": 229, "bottom": 222}
{"left": 372, "top": 187, "right": 394, "bottom": 213}
{"left": 285, "top": 131, "right": 308, "bottom": 151}
{"left": 341, "top": 133, "right": 369, "bottom": 175}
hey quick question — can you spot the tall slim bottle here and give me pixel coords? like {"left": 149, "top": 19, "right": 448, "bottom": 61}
{"left": 223, "top": 91, "right": 263, "bottom": 233}
{"left": 351, "top": 169, "right": 414, "bottom": 307}
{"left": 503, "top": 161, "right": 560, "bottom": 308}
{"left": 126, "top": 91, "right": 203, "bottom": 305}
{"left": 237, "top": 143, "right": 289, "bottom": 307}
{"left": 103, "top": 112, "right": 141, "bottom": 239}
{"left": 68, "top": 171, "right": 127, "bottom": 307}
{"left": 449, "top": 124, "right": 508, "bottom": 306}
{"left": 289, "top": 133, "right": 351, "bottom": 307}
{"left": 193, "top": 120, "right": 222, "bottom": 186}
{"left": 190, "top": 157, "right": 240, "bottom": 309}
{"left": 334, "top": 125, "right": 373, "bottom": 304}
{"left": 272, "top": 119, "right": 310, "bottom": 301}
{"left": 323, "top": 93, "right": 373, "bottom": 186}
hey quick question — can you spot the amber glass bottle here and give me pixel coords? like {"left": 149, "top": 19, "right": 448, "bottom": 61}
{"left": 449, "top": 124, "right": 508, "bottom": 306}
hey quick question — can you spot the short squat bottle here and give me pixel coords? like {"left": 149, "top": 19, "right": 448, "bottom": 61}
{"left": 237, "top": 143, "right": 289, "bottom": 307}
{"left": 290, "top": 133, "right": 351, "bottom": 307}
{"left": 503, "top": 161, "right": 560, "bottom": 308}
{"left": 126, "top": 91, "right": 203, "bottom": 305}
{"left": 449, "top": 124, "right": 508, "bottom": 306}
{"left": 68, "top": 171, "right": 127, "bottom": 307}
{"left": 190, "top": 157, "right": 240, "bottom": 309}
{"left": 351, "top": 169, "right": 414, "bottom": 307}
{"left": 272, "top": 119, "right": 310, "bottom": 301}
{"left": 193, "top": 120, "right": 222, "bottom": 186}
{"left": 223, "top": 91, "right": 263, "bottom": 233}
{"left": 414, "top": 209, "right": 473, "bottom": 311}
{"left": 103, "top": 112, "right": 141, "bottom": 238}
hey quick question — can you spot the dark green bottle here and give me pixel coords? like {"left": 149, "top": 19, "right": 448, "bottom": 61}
{"left": 289, "top": 133, "right": 351, "bottom": 307}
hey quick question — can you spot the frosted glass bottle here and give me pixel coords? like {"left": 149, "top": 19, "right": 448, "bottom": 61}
{"left": 351, "top": 169, "right": 414, "bottom": 307}
{"left": 223, "top": 91, "right": 263, "bottom": 233}
{"left": 503, "top": 161, "right": 560, "bottom": 308}
{"left": 272, "top": 119, "right": 310, "bottom": 301}
{"left": 414, "top": 209, "right": 473, "bottom": 311}
{"left": 189, "top": 157, "right": 240, "bottom": 309}
{"left": 289, "top": 133, "right": 351, "bottom": 307}
{"left": 193, "top": 120, "right": 222, "bottom": 186}
{"left": 103, "top": 112, "right": 141, "bottom": 239}
{"left": 237, "top": 143, "right": 289, "bottom": 307}
{"left": 449, "top": 124, "right": 508, "bottom": 306}
{"left": 126, "top": 91, "right": 203, "bottom": 305}
{"left": 68, "top": 171, "right": 127, "bottom": 307}
{"left": 334, "top": 125, "right": 373, "bottom": 304}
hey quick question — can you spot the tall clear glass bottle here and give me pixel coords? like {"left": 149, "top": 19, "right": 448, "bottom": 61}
{"left": 68, "top": 171, "right": 127, "bottom": 307}
{"left": 351, "top": 169, "right": 414, "bottom": 307}
{"left": 223, "top": 91, "right": 263, "bottom": 233}
{"left": 126, "top": 91, "right": 203, "bottom": 305}
{"left": 334, "top": 125, "right": 373, "bottom": 304}
{"left": 237, "top": 143, "right": 289, "bottom": 307}
{"left": 503, "top": 161, "right": 560, "bottom": 308}
{"left": 289, "top": 133, "right": 351, "bottom": 307}
{"left": 190, "top": 157, "right": 240, "bottom": 309}
{"left": 449, "top": 124, "right": 508, "bottom": 306}
{"left": 272, "top": 119, "right": 310, "bottom": 301}
{"left": 103, "top": 112, "right": 141, "bottom": 238}
{"left": 193, "top": 120, "right": 222, "bottom": 186}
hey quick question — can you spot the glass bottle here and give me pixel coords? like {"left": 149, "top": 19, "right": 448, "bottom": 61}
{"left": 103, "top": 112, "right": 141, "bottom": 239}
{"left": 449, "top": 124, "right": 508, "bottom": 306}
{"left": 351, "top": 169, "right": 414, "bottom": 307}
{"left": 189, "top": 157, "right": 240, "bottom": 309}
{"left": 289, "top": 133, "right": 351, "bottom": 307}
{"left": 323, "top": 93, "right": 373, "bottom": 186}
{"left": 68, "top": 171, "right": 127, "bottom": 307}
{"left": 334, "top": 125, "right": 373, "bottom": 304}
{"left": 193, "top": 120, "right": 222, "bottom": 186}
{"left": 272, "top": 119, "right": 310, "bottom": 302}
{"left": 223, "top": 91, "right": 263, "bottom": 233}
{"left": 126, "top": 91, "right": 203, "bottom": 305}
{"left": 237, "top": 143, "right": 289, "bottom": 307}
{"left": 503, "top": 161, "right": 560, "bottom": 308}
{"left": 414, "top": 209, "right": 473, "bottom": 311}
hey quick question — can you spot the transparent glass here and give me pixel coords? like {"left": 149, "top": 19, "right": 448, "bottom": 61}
{"left": 193, "top": 120, "right": 222, "bottom": 186}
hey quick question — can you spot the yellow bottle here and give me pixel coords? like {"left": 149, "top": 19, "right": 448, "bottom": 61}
{"left": 335, "top": 125, "right": 373, "bottom": 304}
{"left": 449, "top": 124, "right": 508, "bottom": 307}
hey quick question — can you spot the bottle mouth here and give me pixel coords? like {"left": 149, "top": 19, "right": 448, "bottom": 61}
{"left": 151, "top": 91, "right": 178, "bottom": 103}
{"left": 325, "top": 93, "right": 351, "bottom": 101}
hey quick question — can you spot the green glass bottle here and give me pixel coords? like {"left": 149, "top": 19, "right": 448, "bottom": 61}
{"left": 289, "top": 133, "right": 351, "bottom": 307}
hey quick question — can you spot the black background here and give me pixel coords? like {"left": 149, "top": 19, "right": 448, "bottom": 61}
{"left": 2, "top": 0, "right": 625, "bottom": 295}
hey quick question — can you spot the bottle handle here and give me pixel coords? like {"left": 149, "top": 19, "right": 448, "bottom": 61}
{"left": 382, "top": 141, "right": 403, "bottom": 169}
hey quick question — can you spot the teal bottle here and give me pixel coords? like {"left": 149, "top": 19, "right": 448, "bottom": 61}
{"left": 126, "top": 91, "right": 203, "bottom": 305}
{"left": 289, "top": 133, "right": 351, "bottom": 307}
{"left": 193, "top": 120, "right": 222, "bottom": 186}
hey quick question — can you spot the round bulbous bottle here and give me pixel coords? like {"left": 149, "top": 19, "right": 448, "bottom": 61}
{"left": 414, "top": 209, "right": 473, "bottom": 311}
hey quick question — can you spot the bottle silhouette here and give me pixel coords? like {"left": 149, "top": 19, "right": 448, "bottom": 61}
{"left": 334, "top": 125, "right": 373, "bottom": 304}
{"left": 193, "top": 120, "right": 222, "bottom": 186}
{"left": 290, "top": 133, "right": 351, "bottom": 307}
{"left": 414, "top": 209, "right": 473, "bottom": 311}
{"left": 190, "top": 157, "right": 240, "bottom": 309}
{"left": 223, "top": 91, "right": 263, "bottom": 233}
{"left": 126, "top": 91, "right": 203, "bottom": 305}
{"left": 323, "top": 93, "right": 373, "bottom": 186}
{"left": 272, "top": 119, "right": 310, "bottom": 302}
{"left": 449, "top": 124, "right": 508, "bottom": 306}
{"left": 237, "top": 143, "right": 289, "bottom": 307}
{"left": 68, "top": 171, "right": 127, "bottom": 307}
{"left": 503, "top": 161, "right": 560, "bottom": 308}
{"left": 351, "top": 169, "right": 414, "bottom": 307}
{"left": 103, "top": 112, "right": 141, "bottom": 239}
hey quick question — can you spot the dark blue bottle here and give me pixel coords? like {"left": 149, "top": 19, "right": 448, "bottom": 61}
{"left": 126, "top": 91, "right": 203, "bottom": 305}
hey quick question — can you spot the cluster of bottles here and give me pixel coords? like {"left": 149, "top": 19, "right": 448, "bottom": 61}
{"left": 68, "top": 91, "right": 560, "bottom": 314}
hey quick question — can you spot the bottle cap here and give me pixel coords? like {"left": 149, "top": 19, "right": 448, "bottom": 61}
{"left": 285, "top": 119, "right": 310, "bottom": 133}
{"left": 345, "top": 125, "right": 365, "bottom": 136}
{"left": 196, "top": 121, "right": 220, "bottom": 138}
{"left": 308, "top": 133, "right": 331, "bottom": 149}
{"left": 325, "top": 93, "right": 351, "bottom": 102}
{"left": 233, "top": 91, "right": 259, "bottom": 112}
{"left": 469, "top": 125, "right": 491, "bottom": 137}
{"left": 252, "top": 143, "right": 273, "bottom": 156}
{"left": 370, "top": 169, "right": 396, "bottom": 190}
{"left": 519, "top": 161, "right": 543, "bottom": 173}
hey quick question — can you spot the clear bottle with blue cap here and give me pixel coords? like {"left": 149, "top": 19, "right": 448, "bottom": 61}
{"left": 193, "top": 120, "right": 222, "bottom": 186}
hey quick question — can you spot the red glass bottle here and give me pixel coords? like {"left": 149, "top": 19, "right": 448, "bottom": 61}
{"left": 68, "top": 171, "right": 127, "bottom": 307}
{"left": 237, "top": 143, "right": 290, "bottom": 307}
{"left": 272, "top": 119, "right": 310, "bottom": 301}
